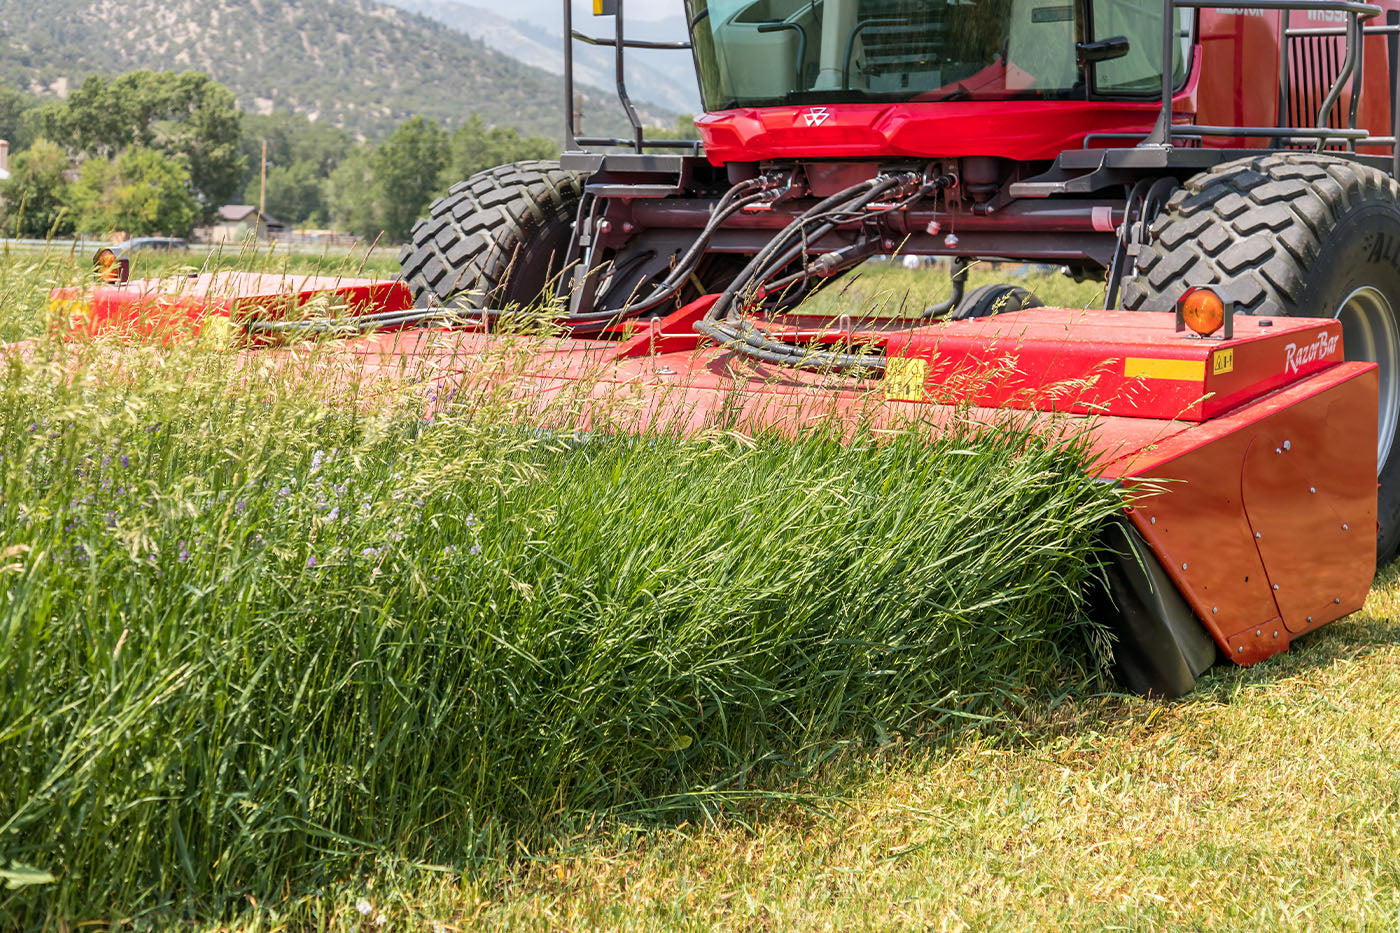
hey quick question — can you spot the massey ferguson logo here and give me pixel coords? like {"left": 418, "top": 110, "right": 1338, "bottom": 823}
{"left": 803, "top": 107, "right": 831, "bottom": 127}
{"left": 1284, "top": 331, "right": 1340, "bottom": 374}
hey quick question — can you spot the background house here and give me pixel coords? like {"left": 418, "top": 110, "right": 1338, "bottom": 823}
{"left": 198, "top": 205, "right": 287, "bottom": 243}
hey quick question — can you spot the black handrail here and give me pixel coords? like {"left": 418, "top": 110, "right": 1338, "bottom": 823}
{"left": 1147, "top": 0, "right": 1389, "bottom": 159}
{"left": 562, "top": 0, "right": 700, "bottom": 154}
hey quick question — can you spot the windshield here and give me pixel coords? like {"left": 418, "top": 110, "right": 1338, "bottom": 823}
{"left": 685, "top": 0, "right": 1188, "bottom": 110}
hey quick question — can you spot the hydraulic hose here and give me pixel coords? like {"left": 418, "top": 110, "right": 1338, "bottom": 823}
{"left": 695, "top": 174, "right": 911, "bottom": 373}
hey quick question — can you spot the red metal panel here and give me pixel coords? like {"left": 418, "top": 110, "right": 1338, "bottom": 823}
{"left": 885, "top": 309, "right": 1343, "bottom": 421}
{"left": 1240, "top": 372, "right": 1377, "bottom": 635}
{"left": 1110, "top": 362, "right": 1377, "bottom": 664}
{"left": 695, "top": 89, "right": 1199, "bottom": 164}
{"left": 50, "top": 274, "right": 413, "bottom": 343}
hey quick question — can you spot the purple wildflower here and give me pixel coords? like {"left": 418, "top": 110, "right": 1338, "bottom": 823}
{"left": 178, "top": 541, "right": 190, "bottom": 564}
{"left": 311, "top": 449, "right": 325, "bottom": 472}
{"left": 119, "top": 454, "right": 129, "bottom": 469}
{"left": 470, "top": 544, "right": 482, "bottom": 556}
{"left": 105, "top": 511, "right": 116, "bottom": 529}
{"left": 326, "top": 507, "right": 340, "bottom": 522}
{"left": 306, "top": 555, "right": 318, "bottom": 568}
{"left": 361, "top": 547, "right": 381, "bottom": 559}
{"left": 235, "top": 500, "right": 247, "bottom": 515}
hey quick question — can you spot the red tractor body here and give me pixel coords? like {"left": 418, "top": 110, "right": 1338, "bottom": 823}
{"left": 693, "top": 5, "right": 1400, "bottom": 163}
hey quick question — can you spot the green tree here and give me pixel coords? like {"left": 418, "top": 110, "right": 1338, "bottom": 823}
{"left": 238, "top": 112, "right": 355, "bottom": 228}
{"left": 69, "top": 148, "right": 201, "bottom": 238}
{"left": 443, "top": 115, "right": 555, "bottom": 185}
{"left": 244, "top": 160, "right": 327, "bottom": 227}
{"left": 372, "top": 116, "right": 449, "bottom": 242}
{"left": 0, "top": 139, "right": 73, "bottom": 238}
{"left": 325, "top": 147, "right": 379, "bottom": 238}
{"left": 59, "top": 71, "right": 246, "bottom": 219}
{"left": 0, "top": 81, "right": 40, "bottom": 152}
{"left": 241, "top": 112, "right": 353, "bottom": 179}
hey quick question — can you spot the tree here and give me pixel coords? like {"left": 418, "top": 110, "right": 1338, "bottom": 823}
{"left": 241, "top": 112, "right": 353, "bottom": 179}
{"left": 69, "top": 148, "right": 201, "bottom": 238}
{"left": 443, "top": 115, "right": 555, "bottom": 185}
{"left": 238, "top": 112, "right": 355, "bottom": 228}
{"left": 58, "top": 71, "right": 247, "bottom": 219}
{"left": 325, "top": 147, "right": 379, "bottom": 239}
{"left": 244, "top": 160, "right": 327, "bottom": 227}
{"left": 372, "top": 117, "right": 449, "bottom": 242}
{"left": 0, "top": 139, "right": 73, "bottom": 238}
{"left": 0, "top": 82, "right": 41, "bottom": 152}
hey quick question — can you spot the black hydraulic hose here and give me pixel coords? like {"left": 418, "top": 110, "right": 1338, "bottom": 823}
{"left": 708, "top": 179, "right": 890, "bottom": 322}
{"left": 557, "top": 184, "right": 772, "bottom": 329}
{"left": 922, "top": 257, "right": 969, "bottom": 319}
{"left": 695, "top": 175, "right": 904, "bottom": 372}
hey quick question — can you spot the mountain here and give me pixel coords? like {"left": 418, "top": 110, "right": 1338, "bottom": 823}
{"left": 381, "top": 0, "right": 701, "bottom": 115}
{"left": 0, "top": 0, "right": 675, "bottom": 141}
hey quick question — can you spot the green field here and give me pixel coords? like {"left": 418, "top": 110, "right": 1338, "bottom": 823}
{"left": 0, "top": 252, "right": 1396, "bottom": 931}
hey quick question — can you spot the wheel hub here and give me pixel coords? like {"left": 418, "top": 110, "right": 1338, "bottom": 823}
{"left": 1334, "top": 285, "right": 1400, "bottom": 474}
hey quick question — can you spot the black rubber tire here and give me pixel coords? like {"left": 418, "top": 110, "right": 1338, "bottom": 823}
{"left": 1121, "top": 152, "right": 1400, "bottom": 563}
{"left": 952, "top": 283, "right": 1044, "bottom": 320}
{"left": 398, "top": 160, "right": 584, "bottom": 309}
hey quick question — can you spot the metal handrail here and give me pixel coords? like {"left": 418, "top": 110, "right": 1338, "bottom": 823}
{"left": 1147, "top": 0, "right": 1388, "bottom": 159}
{"left": 563, "top": 0, "right": 700, "bottom": 154}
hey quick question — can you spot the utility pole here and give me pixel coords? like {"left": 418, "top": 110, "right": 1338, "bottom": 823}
{"left": 258, "top": 139, "right": 268, "bottom": 232}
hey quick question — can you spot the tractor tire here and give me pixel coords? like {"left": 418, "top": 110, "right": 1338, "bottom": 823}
{"left": 952, "top": 283, "right": 1044, "bottom": 319}
{"left": 1121, "top": 152, "right": 1400, "bottom": 563}
{"left": 398, "top": 160, "right": 584, "bottom": 309}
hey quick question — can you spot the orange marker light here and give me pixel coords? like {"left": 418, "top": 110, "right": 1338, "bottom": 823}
{"left": 95, "top": 248, "right": 120, "bottom": 283}
{"left": 1180, "top": 287, "right": 1226, "bottom": 336}
{"left": 93, "top": 248, "right": 129, "bottom": 285}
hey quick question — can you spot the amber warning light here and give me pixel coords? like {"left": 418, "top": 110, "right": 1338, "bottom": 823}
{"left": 93, "top": 248, "right": 130, "bottom": 286}
{"left": 1175, "top": 286, "right": 1233, "bottom": 339}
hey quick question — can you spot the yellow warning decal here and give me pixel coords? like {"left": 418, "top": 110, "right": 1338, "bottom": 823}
{"left": 885, "top": 356, "right": 929, "bottom": 401}
{"left": 48, "top": 297, "right": 91, "bottom": 322}
{"left": 1212, "top": 348, "right": 1235, "bottom": 376}
{"left": 1124, "top": 357, "right": 1206, "bottom": 381}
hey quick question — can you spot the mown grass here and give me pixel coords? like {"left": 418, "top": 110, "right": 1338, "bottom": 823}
{"left": 0, "top": 253, "right": 1132, "bottom": 927}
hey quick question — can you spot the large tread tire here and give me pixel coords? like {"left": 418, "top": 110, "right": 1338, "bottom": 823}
{"left": 398, "top": 160, "right": 584, "bottom": 309}
{"left": 1122, "top": 153, "right": 1400, "bottom": 563}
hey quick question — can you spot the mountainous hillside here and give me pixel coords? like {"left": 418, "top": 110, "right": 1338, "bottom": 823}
{"left": 0, "top": 0, "right": 674, "bottom": 141}
{"left": 382, "top": 0, "right": 701, "bottom": 115}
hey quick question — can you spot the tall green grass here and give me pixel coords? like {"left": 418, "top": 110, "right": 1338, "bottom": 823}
{"left": 0, "top": 265, "right": 1121, "bottom": 926}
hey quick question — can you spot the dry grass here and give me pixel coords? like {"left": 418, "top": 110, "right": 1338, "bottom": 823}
{"left": 318, "top": 569, "right": 1399, "bottom": 933}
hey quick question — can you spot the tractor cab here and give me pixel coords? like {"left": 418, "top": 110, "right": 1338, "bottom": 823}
{"left": 685, "top": 0, "right": 1190, "bottom": 110}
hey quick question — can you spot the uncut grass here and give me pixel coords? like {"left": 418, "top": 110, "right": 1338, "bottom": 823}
{"left": 0, "top": 317, "right": 1121, "bottom": 925}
